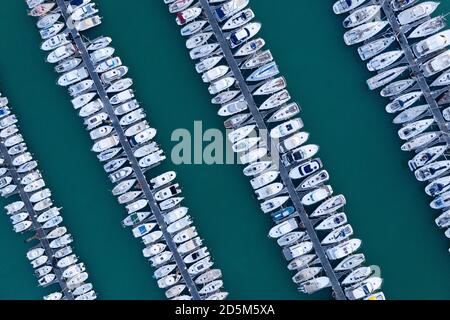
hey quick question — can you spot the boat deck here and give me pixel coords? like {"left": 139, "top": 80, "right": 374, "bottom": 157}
{"left": 0, "top": 137, "right": 74, "bottom": 299}
{"left": 198, "top": 0, "right": 347, "bottom": 300}
{"left": 55, "top": 0, "right": 201, "bottom": 299}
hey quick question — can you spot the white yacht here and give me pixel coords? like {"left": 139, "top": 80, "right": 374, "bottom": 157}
{"left": 90, "top": 47, "right": 115, "bottom": 65}
{"left": 67, "top": 272, "right": 89, "bottom": 289}
{"left": 228, "top": 22, "right": 261, "bottom": 49}
{"left": 259, "top": 90, "right": 291, "bottom": 110}
{"left": 101, "top": 66, "right": 128, "bottom": 84}
{"left": 343, "top": 5, "right": 380, "bottom": 29}
{"left": 196, "top": 55, "right": 223, "bottom": 73}
{"left": 211, "top": 90, "right": 240, "bottom": 104}
{"left": 268, "top": 218, "right": 298, "bottom": 238}
{"left": 415, "top": 161, "right": 450, "bottom": 182}
{"left": 57, "top": 254, "right": 78, "bottom": 269}
{"left": 234, "top": 38, "right": 265, "bottom": 57}
{"left": 57, "top": 67, "right": 89, "bottom": 87}
{"left": 142, "top": 243, "right": 166, "bottom": 258}
{"left": 176, "top": 7, "right": 202, "bottom": 26}
{"left": 115, "top": 99, "right": 139, "bottom": 116}
{"left": 190, "top": 43, "right": 220, "bottom": 60}
{"left": 70, "top": 3, "right": 98, "bottom": 22}
{"left": 87, "top": 36, "right": 112, "bottom": 51}
{"left": 269, "top": 118, "right": 303, "bottom": 139}
{"left": 292, "top": 267, "right": 323, "bottom": 284}
{"left": 40, "top": 34, "right": 69, "bottom": 51}
{"left": 175, "top": 237, "right": 201, "bottom": 254}
{"left": 398, "top": 118, "right": 434, "bottom": 140}
{"left": 310, "top": 195, "right": 346, "bottom": 218}
{"left": 186, "top": 32, "right": 213, "bottom": 50}
{"left": 181, "top": 20, "right": 208, "bottom": 37}
{"left": 208, "top": 77, "right": 236, "bottom": 95}
{"left": 92, "top": 135, "right": 120, "bottom": 153}
{"left": 142, "top": 231, "right": 164, "bottom": 246}
{"left": 195, "top": 269, "right": 222, "bottom": 285}
{"left": 282, "top": 241, "right": 313, "bottom": 261}
{"left": 421, "top": 49, "right": 450, "bottom": 77}
{"left": 299, "top": 170, "right": 330, "bottom": 192}
{"left": 27, "top": 247, "right": 45, "bottom": 261}
{"left": 408, "top": 16, "right": 446, "bottom": 39}
{"left": 47, "top": 44, "right": 76, "bottom": 64}
{"left": 75, "top": 16, "right": 102, "bottom": 32}
{"left": 90, "top": 125, "right": 114, "bottom": 141}
{"left": 255, "top": 182, "right": 284, "bottom": 200}
{"left": 381, "top": 78, "right": 415, "bottom": 97}
{"left": 431, "top": 70, "right": 450, "bottom": 87}
{"left": 95, "top": 57, "right": 122, "bottom": 73}
{"left": 326, "top": 239, "right": 362, "bottom": 260}
{"left": 333, "top": 0, "right": 367, "bottom": 14}
{"left": 73, "top": 283, "right": 94, "bottom": 297}
{"left": 202, "top": 65, "right": 229, "bottom": 83}
{"left": 321, "top": 224, "right": 353, "bottom": 245}
{"left": 167, "top": 216, "right": 193, "bottom": 234}
{"left": 68, "top": 79, "right": 94, "bottom": 97}
{"left": 342, "top": 266, "right": 372, "bottom": 286}
{"left": 367, "top": 50, "right": 404, "bottom": 71}
{"left": 400, "top": 131, "right": 440, "bottom": 152}
{"left": 169, "top": 0, "right": 195, "bottom": 13}
{"left": 335, "top": 253, "right": 366, "bottom": 271}
{"left": 149, "top": 251, "right": 173, "bottom": 267}
{"left": 31, "top": 255, "right": 48, "bottom": 269}
{"left": 133, "top": 142, "right": 159, "bottom": 159}
{"left": 227, "top": 125, "right": 256, "bottom": 143}
{"left": 287, "top": 254, "right": 317, "bottom": 271}
{"left": 358, "top": 36, "right": 396, "bottom": 61}
{"left": 315, "top": 212, "right": 347, "bottom": 231}
{"left": 218, "top": 99, "right": 248, "bottom": 117}
{"left": 345, "top": 277, "right": 383, "bottom": 300}
{"left": 163, "top": 207, "right": 188, "bottom": 225}
{"left": 184, "top": 247, "right": 210, "bottom": 264}
{"left": 277, "top": 231, "right": 306, "bottom": 247}
{"left": 240, "top": 147, "right": 267, "bottom": 165}
{"left": 138, "top": 150, "right": 165, "bottom": 168}
{"left": 425, "top": 175, "right": 450, "bottom": 197}
{"left": 188, "top": 257, "right": 213, "bottom": 276}
{"left": 367, "top": 66, "right": 408, "bottom": 90}
{"left": 278, "top": 131, "right": 309, "bottom": 154}
{"left": 232, "top": 136, "right": 261, "bottom": 153}
{"left": 126, "top": 199, "right": 148, "bottom": 214}
{"left": 159, "top": 197, "right": 184, "bottom": 211}
{"left": 45, "top": 226, "right": 67, "bottom": 239}
{"left": 223, "top": 8, "right": 255, "bottom": 30}
{"left": 39, "top": 23, "right": 64, "bottom": 40}
{"left": 154, "top": 264, "right": 177, "bottom": 279}
{"left": 385, "top": 91, "right": 423, "bottom": 113}
{"left": 246, "top": 61, "right": 279, "bottom": 82}
{"left": 413, "top": 30, "right": 450, "bottom": 58}
{"left": 344, "top": 21, "right": 389, "bottom": 46}
{"left": 260, "top": 196, "right": 289, "bottom": 213}
{"left": 42, "top": 216, "right": 63, "bottom": 229}
{"left": 289, "top": 158, "right": 322, "bottom": 180}
{"left": 398, "top": 2, "right": 440, "bottom": 26}
{"left": 253, "top": 77, "right": 286, "bottom": 96}
{"left": 119, "top": 108, "right": 145, "bottom": 126}
{"left": 214, "top": 0, "right": 249, "bottom": 22}
{"left": 243, "top": 160, "right": 273, "bottom": 177}
{"left": 302, "top": 185, "right": 333, "bottom": 206}
{"left": 435, "top": 210, "right": 450, "bottom": 228}
{"left": 110, "top": 89, "right": 134, "bottom": 105}
{"left": 71, "top": 92, "right": 97, "bottom": 110}
{"left": 267, "top": 103, "right": 300, "bottom": 123}
{"left": 132, "top": 223, "right": 157, "bottom": 238}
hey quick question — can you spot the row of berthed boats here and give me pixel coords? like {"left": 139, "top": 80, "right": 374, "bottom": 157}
{"left": 0, "top": 93, "right": 96, "bottom": 300}
{"left": 334, "top": 0, "right": 450, "bottom": 251}
{"left": 165, "top": 0, "right": 384, "bottom": 300}
{"left": 27, "top": 0, "right": 226, "bottom": 300}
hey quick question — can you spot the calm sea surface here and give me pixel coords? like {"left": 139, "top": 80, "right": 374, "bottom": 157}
{"left": 0, "top": 0, "right": 449, "bottom": 299}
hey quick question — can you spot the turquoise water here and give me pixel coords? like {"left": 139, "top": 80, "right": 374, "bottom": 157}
{"left": 0, "top": 0, "right": 449, "bottom": 299}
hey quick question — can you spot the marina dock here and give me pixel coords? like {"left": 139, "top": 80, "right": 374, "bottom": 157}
{"left": 55, "top": 0, "right": 201, "bottom": 300}
{"left": 0, "top": 140, "right": 75, "bottom": 299}
{"left": 334, "top": 0, "right": 450, "bottom": 253}
{"left": 197, "top": 0, "right": 346, "bottom": 300}
{"left": 0, "top": 96, "right": 96, "bottom": 300}
{"left": 27, "top": 0, "right": 229, "bottom": 300}
{"left": 377, "top": 0, "right": 450, "bottom": 143}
